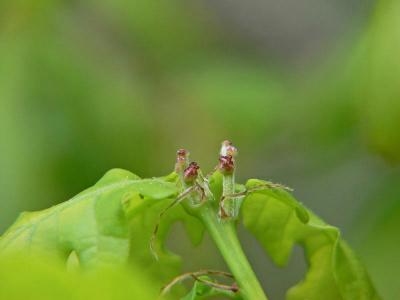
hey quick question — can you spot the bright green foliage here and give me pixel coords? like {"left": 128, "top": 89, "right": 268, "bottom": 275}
{"left": 0, "top": 168, "right": 205, "bottom": 297}
{"left": 0, "top": 253, "right": 158, "bottom": 300}
{"left": 0, "top": 169, "right": 379, "bottom": 300}
{"left": 181, "top": 276, "right": 242, "bottom": 300}
{"left": 122, "top": 171, "right": 206, "bottom": 287}
{"left": 128, "top": 190, "right": 205, "bottom": 287}
{"left": 242, "top": 179, "right": 380, "bottom": 300}
{"left": 0, "top": 169, "right": 178, "bottom": 268}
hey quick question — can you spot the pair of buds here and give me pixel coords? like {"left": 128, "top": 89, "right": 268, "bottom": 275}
{"left": 151, "top": 140, "right": 293, "bottom": 260}
{"left": 174, "top": 140, "right": 239, "bottom": 218}
{"left": 175, "top": 140, "right": 238, "bottom": 185}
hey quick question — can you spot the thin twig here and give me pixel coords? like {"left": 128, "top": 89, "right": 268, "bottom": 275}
{"left": 159, "top": 270, "right": 234, "bottom": 298}
{"left": 191, "top": 274, "right": 238, "bottom": 292}
{"left": 219, "top": 182, "right": 293, "bottom": 218}
{"left": 150, "top": 186, "right": 195, "bottom": 260}
{"left": 252, "top": 182, "right": 293, "bottom": 192}
{"left": 221, "top": 182, "right": 293, "bottom": 201}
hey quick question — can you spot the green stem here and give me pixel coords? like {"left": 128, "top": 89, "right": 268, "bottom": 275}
{"left": 221, "top": 173, "right": 242, "bottom": 219}
{"left": 223, "top": 174, "right": 235, "bottom": 196}
{"left": 199, "top": 204, "right": 268, "bottom": 300}
{"left": 222, "top": 174, "right": 236, "bottom": 218}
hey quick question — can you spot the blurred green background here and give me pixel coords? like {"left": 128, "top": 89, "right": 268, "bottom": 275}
{"left": 0, "top": 0, "right": 399, "bottom": 299}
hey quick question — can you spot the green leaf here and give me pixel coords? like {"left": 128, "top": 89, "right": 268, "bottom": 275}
{"left": 127, "top": 173, "right": 205, "bottom": 289}
{"left": 0, "top": 169, "right": 205, "bottom": 297}
{"left": 0, "top": 168, "right": 178, "bottom": 268}
{"left": 241, "top": 179, "right": 380, "bottom": 300}
{"left": 181, "top": 276, "right": 242, "bottom": 300}
{"left": 0, "top": 253, "right": 160, "bottom": 300}
{"left": 245, "top": 179, "right": 309, "bottom": 224}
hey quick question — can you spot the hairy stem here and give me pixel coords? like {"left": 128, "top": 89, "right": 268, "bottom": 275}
{"left": 222, "top": 174, "right": 237, "bottom": 218}
{"left": 199, "top": 204, "right": 268, "bottom": 300}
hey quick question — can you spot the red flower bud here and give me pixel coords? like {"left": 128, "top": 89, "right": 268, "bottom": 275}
{"left": 183, "top": 162, "right": 200, "bottom": 183}
{"left": 177, "top": 149, "right": 187, "bottom": 158}
{"left": 218, "top": 155, "right": 235, "bottom": 174}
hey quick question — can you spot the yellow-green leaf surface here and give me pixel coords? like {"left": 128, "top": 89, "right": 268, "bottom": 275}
{"left": 242, "top": 179, "right": 380, "bottom": 300}
{"left": 0, "top": 168, "right": 205, "bottom": 297}
{"left": 0, "top": 168, "right": 178, "bottom": 268}
{"left": 128, "top": 197, "right": 205, "bottom": 288}
{"left": 128, "top": 172, "right": 205, "bottom": 287}
{"left": 0, "top": 253, "right": 160, "bottom": 300}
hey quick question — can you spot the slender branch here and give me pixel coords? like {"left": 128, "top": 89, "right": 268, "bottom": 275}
{"left": 221, "top": 182, "right": 294, "bottom": 202}
{"left": 150, "top": 186, "right": 195, "bottom": 260}
{"left": 191, "top": 275, "right": 238, "bottom": 292}
{"left": 159, "top": 269, "right": 235, "bottom": 298}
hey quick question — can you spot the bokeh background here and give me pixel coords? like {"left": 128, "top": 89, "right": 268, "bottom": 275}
{"left": 1, "top": 0, "right": 399, "bottom": 299}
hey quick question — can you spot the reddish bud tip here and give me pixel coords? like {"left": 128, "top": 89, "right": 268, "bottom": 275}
{"left": 177, "top": 149, "right": 188, "bottom": 157}
{"left": 231, "top": 283, "right": 239, "bottom": 293}
{"left": 175, "top": 149, "right": 189, "bottom": 173}
{"left": 220, "top": 140, "right": 238, "bottom": 157}
{"left": 218, "top": 155, "right": 235, "bottom": 174}
{"left": 183, "top": 162, "right": 200, "bottom": 183}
